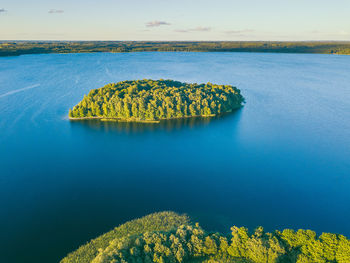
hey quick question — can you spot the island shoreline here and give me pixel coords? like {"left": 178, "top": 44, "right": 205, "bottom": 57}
{"left": 68, "top": 112, "right": 228, "bottom": 123}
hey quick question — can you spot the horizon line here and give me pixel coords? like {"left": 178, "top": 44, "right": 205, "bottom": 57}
{"left": 1, "top": 39, "right": 350, "bottom": 42}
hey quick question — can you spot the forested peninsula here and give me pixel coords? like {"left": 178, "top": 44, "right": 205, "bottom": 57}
{"left": 1, "top": 41, "right": 350, "bottom": 56}
{"left": 61, "top": 211, "right": 350, "bottom": 263}
{"left": 68, "top": 80, "right": 244, "bottom": 122}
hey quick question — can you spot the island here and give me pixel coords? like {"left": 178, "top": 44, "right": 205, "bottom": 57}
{"left": 69, "top": 79, "right": 244, "bottom": 122}
{"left": 61, "top": 211, "right": 350, "bottom": 263}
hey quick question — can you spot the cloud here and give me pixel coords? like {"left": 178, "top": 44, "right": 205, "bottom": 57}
{"left": 338, "top": 30, "right": 349, "bottom": 36}
{"left": 310, "top": 30, "right": 321, "bottom": 34}
{"left": 225, "top": 29, "right": 254, "bottom": 34}
{"left": 145, "top": 21, "right": 171, "bottom": 27}
{"left": 0, "top": 8, "right": 7, "bottom": 14}
{"left": 174, "top": 29, "right": 189, "bottom": 33}
{"left": 191, "top": 26, "right": 211, "bottom": 32}
{"left": 174, "top": 26, "right": 211, "bottom": 33}
{"left": 48, "top": 9, "right": 64, "bottom": 14}
{"left": 309, "top": 30, "right": 349, "bottom": 37}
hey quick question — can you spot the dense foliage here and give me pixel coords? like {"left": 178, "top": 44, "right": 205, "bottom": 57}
{"left": 61, "top": 212, "right": 190, "bottom": 263}
{"left": 61, "top": 212, "right": 350, "bottom": 263}
{"left": 1, "top": 41, "right": 350, "bottom": 56}
{"left": 69, "top": 80, "right": 244, "bottom": 122}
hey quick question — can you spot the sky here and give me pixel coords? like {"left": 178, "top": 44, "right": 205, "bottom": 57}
{"left": 0, "top": 0, "right": 350, "bottom": 41}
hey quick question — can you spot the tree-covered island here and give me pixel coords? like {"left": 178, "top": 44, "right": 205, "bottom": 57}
{"left": 69, "top": 79, "right": 244, "bottom": 122}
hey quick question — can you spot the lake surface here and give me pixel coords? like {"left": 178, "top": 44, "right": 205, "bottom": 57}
{"left": 1, "top": 52, "right": 350, "bottom": 263}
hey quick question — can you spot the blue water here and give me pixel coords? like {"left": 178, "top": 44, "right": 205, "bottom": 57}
{"left": 1, "top": 52, "right": 350, "bottom": 263}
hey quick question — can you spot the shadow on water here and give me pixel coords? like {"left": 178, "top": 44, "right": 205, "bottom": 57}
{"left": 69, "top": 109, "right": 243, "bottom": 134}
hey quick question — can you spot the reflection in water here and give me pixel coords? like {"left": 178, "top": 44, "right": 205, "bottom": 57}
{"left": 69, "top": 110, "right": 242, "bottom": 134}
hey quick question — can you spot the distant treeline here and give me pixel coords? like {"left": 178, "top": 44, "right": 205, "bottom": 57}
{"left": 1, "top": 41, "right": 350, "bottom": 56}
{"left": 61, "top": 211, "right": 350, "bottom": 263}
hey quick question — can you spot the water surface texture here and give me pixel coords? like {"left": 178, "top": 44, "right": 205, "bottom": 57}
{"left": 1, "top": 52, "right": 350, "bottom": 263}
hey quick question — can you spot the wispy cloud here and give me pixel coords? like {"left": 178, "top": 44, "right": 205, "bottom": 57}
{"left": 310, "top": 30, "right": 321, "bottom": 34}
{"left": 48, "top": 9, "right": 64, "bottom": 14}
{"left": 191, "top": 26, "right": 211, "bottom": 32}
{"left": 0, "top": 8, "right": 7, "bottom": 14}
{"left": 174, "top": 26, "right": 211, "bottom": 33}
{"left": 225, "top": 29, "right": 254, "bottom": 34}
{"left": 338, "top": 30, "right": 349, "bottom": 36}
{"left": 309, "top": 29, "right": 349, "bottom": 37}
{"left": 174, "top": 29, "right": 189, "bottom": 33}
{"left": 145, "top": 21, "right": 171, "bottom": 27}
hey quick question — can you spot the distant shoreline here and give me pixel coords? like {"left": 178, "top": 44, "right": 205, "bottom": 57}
{"left": 1, "top": 41, "right": 350, "bottom": 57}
{"left": 2, "top": 50, "right": 350, "bottom": 58}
